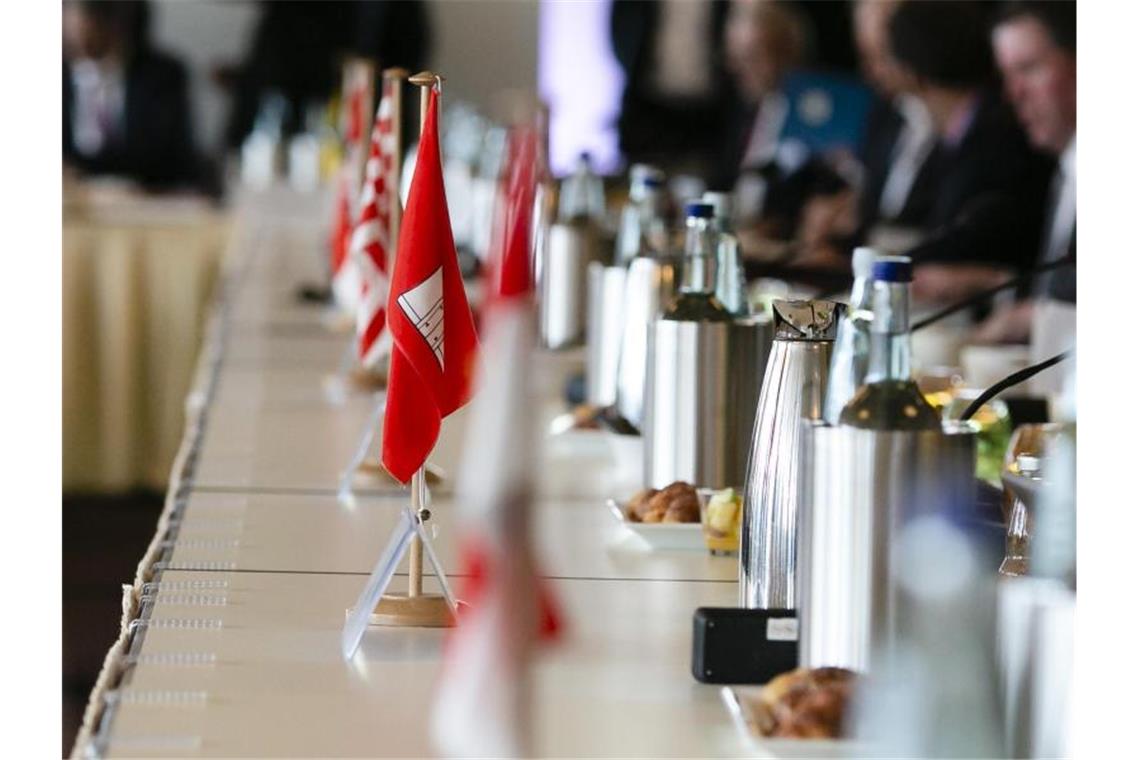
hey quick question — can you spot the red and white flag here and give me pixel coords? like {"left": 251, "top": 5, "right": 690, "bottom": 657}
{"left": 330, "top": 77, "right": 369, "bottom": 312}
{"left": 431, "top": 124, "right": 561, "bottom": 758}
{"left": 380, "top": 87, "right": 479, "bottom": 484}
{"left": 349, "top": 78, "right": 397, "bottom": 369}
{"left": 485, "top": 127, "right": 539, "bottom": 304}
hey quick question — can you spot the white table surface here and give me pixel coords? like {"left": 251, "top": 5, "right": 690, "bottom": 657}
{"left": 104, "top": 571, "right": 745, "bottom": 759}
{"left": 78, "top": 186, "right": 799, "bottom": 759}
{"left": 166, "top": 490, "right": 738, "bottom": 582}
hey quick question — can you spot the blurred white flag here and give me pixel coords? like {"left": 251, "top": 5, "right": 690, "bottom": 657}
{"left": 430, "top": 302, "right": 560, "bottom": 758}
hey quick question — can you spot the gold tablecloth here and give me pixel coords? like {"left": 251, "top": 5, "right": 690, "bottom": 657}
{"left": 63, "top": 189, "right": 230, "bottom": 491}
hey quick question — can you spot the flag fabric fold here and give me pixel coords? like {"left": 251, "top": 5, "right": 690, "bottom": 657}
{"left": 350, "top": 78, "right": 397, "bottom": 369}
{"left": 380, "top": 87, "right": 479, "bottom": 484}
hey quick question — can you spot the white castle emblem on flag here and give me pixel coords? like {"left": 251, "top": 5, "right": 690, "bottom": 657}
{"left": 397, "top": 266, "right": 445, "bottom": 368}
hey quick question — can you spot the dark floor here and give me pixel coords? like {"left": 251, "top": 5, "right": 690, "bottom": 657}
{"left": 62, "top": 490, "right": 163, "bottom": 756}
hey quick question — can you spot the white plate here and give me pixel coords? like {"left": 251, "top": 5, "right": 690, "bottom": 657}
{"left": 720, "top": 687, "right": 864, "bottom": 758}
{"left": 605, "top": 498, "right": 705, "bottom": 551}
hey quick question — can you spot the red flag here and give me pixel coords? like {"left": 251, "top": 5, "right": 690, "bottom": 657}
{"left": 329, "top": 176, "right": 353, "bottom": 278}
{"left": 330, "top": 79, "right": 369, "bottom": 311}
{"left": 350, "top": 78, "right": 397, "bottom": 369}
{"left": 381, "top": 88, "right": 480, "bottom": 484}
{"left": 486, "top": 127, "right": 538, "bottom": 303}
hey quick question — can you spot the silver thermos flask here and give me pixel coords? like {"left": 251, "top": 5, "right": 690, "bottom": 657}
{"left": 643, "top": 315, "right": 771, "bottom": 489}
{"left": 796, "top": 420, "right": 978, "bottom": 670}
{"left": 538, "top": 219, "right": 603, "bottom": 350}
{"left": 740, "top": 299, "right": 843, "bottom": 609}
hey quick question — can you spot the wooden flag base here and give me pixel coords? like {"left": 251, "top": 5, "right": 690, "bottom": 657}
{"left": 367, "top": 593, "right": 455, "bottom": 627}
{"left": 322, "top": 309, "right": 356, "bottom": 335}
{"left": 347, "top": 365, "right": 388, "bottom": 392}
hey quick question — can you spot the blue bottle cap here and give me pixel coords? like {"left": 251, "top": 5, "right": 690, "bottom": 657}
{"left": 684, "top": 201, "right": 715, "bottom": 219}
{"left": 872, "top": 256, "right": 913, "bottom": 283}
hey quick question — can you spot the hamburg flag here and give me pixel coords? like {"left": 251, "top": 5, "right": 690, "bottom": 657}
{"left": 350, "top": 77, "right": 397, "bottom": 369}
{"left": 330, "top": 79, "right": 369, "bottom": 312}
{"left": 381, "top": 87, "right": 479, "bottom": 484}
{"left": 485, "top": 126, "right": 538, "bottom": 304}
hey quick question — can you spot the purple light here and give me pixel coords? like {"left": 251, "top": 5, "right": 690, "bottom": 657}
{"left": 538, "top": 0, "right": 626, "bottom": 177}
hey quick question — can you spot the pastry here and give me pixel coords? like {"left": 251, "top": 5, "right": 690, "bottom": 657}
{"left": 747, "top": 667, "right": 858, "bottom": 739}
{"left": 648, "top": 481, "right": 700, "bottom": 523}
{"left": 625, "top": 488, "right": 659, "bottom": 522}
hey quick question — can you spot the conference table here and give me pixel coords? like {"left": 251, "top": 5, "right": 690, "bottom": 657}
{"left": 70, "top": 185, "right": 773, "bottom": 758}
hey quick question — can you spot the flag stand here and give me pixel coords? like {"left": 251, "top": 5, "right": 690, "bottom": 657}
{"left": 341, "top": 72, "right": 457, "bottom": 649}
{"left": 364, "top": 465, "right": 455, "bottom": 627}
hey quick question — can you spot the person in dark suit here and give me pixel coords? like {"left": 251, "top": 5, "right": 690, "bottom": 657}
{"left": 220, "top": 1, "right": 431, "bottom": 152}
{"left": 850, "top": 0, "right": 938, "bottom": 237}
{"left": 876, "top": 1, "right": 1054, "bottom": 305}
{"left": 63, "top": 1, "right": 203, "bottom": 192}
{"left": 611, "top": 0, "right": 734, "bottom": 179}
{"left": 794, "top": 0, "right": 939, "bottom": 259}
{"left": 971, "top": 0, "right": 1076, "bottom": 344}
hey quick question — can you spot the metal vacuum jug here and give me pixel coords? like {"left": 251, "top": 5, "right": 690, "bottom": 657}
{"left": 585, "top": 262, "right": 628, "bottom": 406}
{"left": 613, "top": 254, "right": 679, "bottom": 428}
{"left": 796, "top": 420, "right": 978, "bottom": 671}
{"left": 740, "top": 299, "right": 843, "bottom": 609}
{"left": 538, "top": 220, "right": 603, "bottom": 350}
{"left": 643, "top": 314, "right": 772, "bottom": 490}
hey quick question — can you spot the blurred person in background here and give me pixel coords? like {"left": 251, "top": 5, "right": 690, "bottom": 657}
{"left": 883, "top": 0, "right": 1053, "bottom": 305}
{"left": 610, "top": 0, "right": 735, "bottom": 179}
{"left": 848, "top": 0, "right": 938, "bottom": 243}
{"left": 722, "top": 0, "right": 806, "bottom": 174}
{"left": 972, "top": 0, "right": 1076, "bottom": 344}
{"left": 718, "top": 0, "right": 874, "bottom": 244}
{"left": 220, "top": 1, "right": 431, "bottom": 152}
{"left": 718, "top": 0, "right": 817, "bottom": 237}
{"left": 63, "top": 0, "right": 205, "bottom": 192}
{"left": 789, "top": 0, "right": 940, "bottom": 262}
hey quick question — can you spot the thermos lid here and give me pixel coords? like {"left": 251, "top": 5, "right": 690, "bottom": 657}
{"left": 631, "top": 163, "right": 665, "bottom": 188}
{"left": 871, "top": 256, "right": 913, "bottom": 282}
{"left": 851, "top": 247, "right": 879, "bottom": 279}
{"left": 701, "top": 191, "right": 731, "bottom": 220}
{"left": 771, "top": 299, "right": 844, "bottom": 341}
{"left": 684, "top": 201, "right": 715, "bottom": 219}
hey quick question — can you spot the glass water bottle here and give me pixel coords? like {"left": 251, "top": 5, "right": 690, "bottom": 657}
{"left": 702, "top": 191, "right": 749, "bottom": 316}
{"left": 822, "top": 247, "right": 879, "bottom": 425}
{"left": 839, "top": 257, "right": 941, "bottom": 430}
{"left": 662, "top": 202, "right": 733, "bottom": 322}
{"left": 615, "top": 164, "right": 666, "bottom": 265}
{"left": 558, "top": 151, "right": 606, "bottom": 223}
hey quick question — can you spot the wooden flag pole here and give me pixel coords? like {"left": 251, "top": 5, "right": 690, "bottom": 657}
{"left": 404, "top": 70, "right": 444, "bottom": 601}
